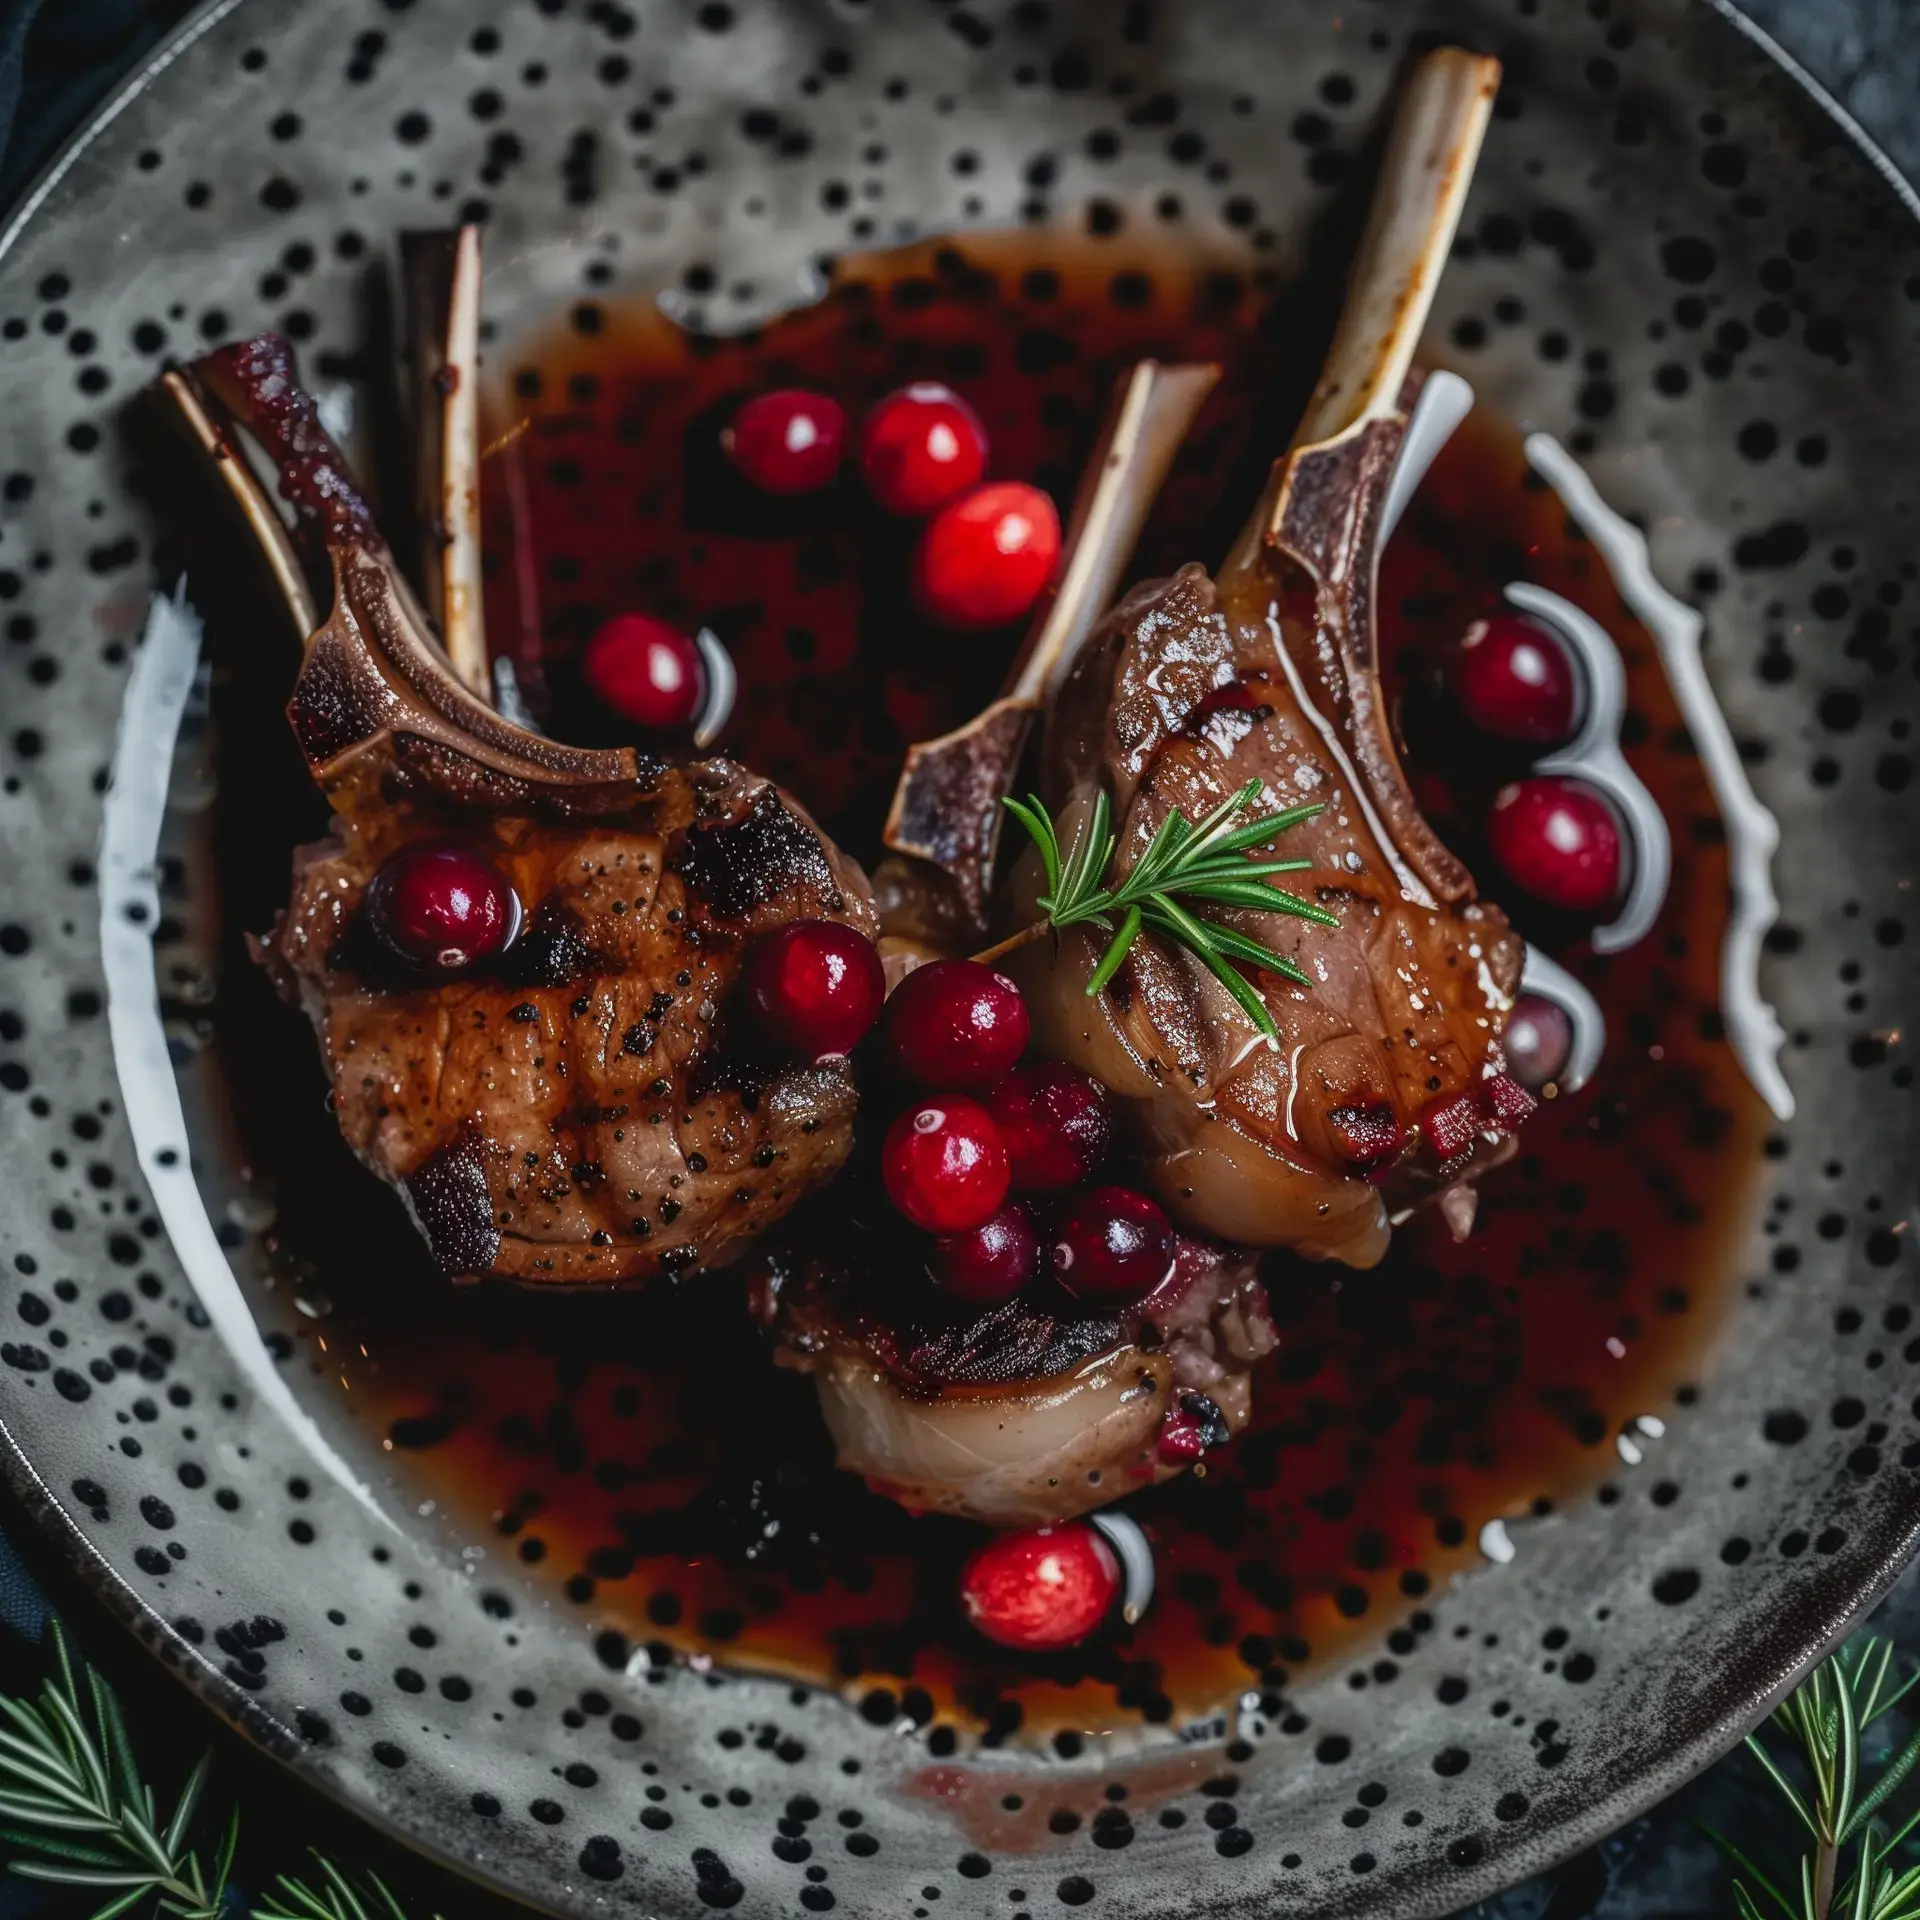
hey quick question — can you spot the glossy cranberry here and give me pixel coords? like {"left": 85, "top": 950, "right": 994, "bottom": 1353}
{"left": 959, "top": 1522, "right": 1119, "bottom": 1651}
{"left": 1488, "top": 776, "right": 1624, "bottom": 914}
{"left": 366, "top": 840, "right": 521, "bottom": 973}
{"left": 884, "top": 959, "right": 1030, "bottom": 1089}
{"left": 1050, "top": 1185, "right": 1173, "bottom": 1309}
{"left": 882, "top": 1097, "right": 1010, "bottom": 1234}
{"left": 1504, "top": 992, "right": 1575, "bottom": 1091}
{"left": 930, "top": 1202, "right": 1040, "bottom": 1306}
{"left": 913, "top": 481, "right": 1061, "bottom": 629}
{"left": 1449, "top": 611, "right": 1578, "bottom": 745}
{"left": 858, "top": 382, "right": 989, "bottom": 516}
{"left": 723, "top": 388, "right": 847, "bottom": 495}
{"left": 582, "top": 613, "right": 705, "bottom": 729}
{"left": 984, "top": 1062, "right": 1112, "bottom": 1191}
{"left": 744, "top": 920, "right": 886, "bottom": 1060}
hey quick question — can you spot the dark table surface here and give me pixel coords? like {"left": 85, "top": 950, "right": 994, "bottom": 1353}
{"left": 0, "top": 1, "right": 1915, "bottom": 1914}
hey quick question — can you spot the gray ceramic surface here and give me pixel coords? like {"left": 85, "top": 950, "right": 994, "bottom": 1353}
{"left": 0, "top": 1, "right": 1917, "bottom": 1915}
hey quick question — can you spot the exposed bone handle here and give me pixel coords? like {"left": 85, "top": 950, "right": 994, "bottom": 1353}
{"left": 1004, "top": 359, "right": 1221, "bottom": 706}
{"left": 1292, "top": 48, "right": 1498, "bottom": 450}
{"left": 403, "top": 225, "right": 491, "bottom": 703}
{"left": 881, "top": 359, "right": 1219, "bottom": 934}
{"left": 159, "top": 368, "right": 318, "bottom": 636}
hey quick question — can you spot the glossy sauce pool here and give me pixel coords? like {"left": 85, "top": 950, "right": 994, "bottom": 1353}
{"left": 224, "top": 232, "right": 1772, "bottom": 1743}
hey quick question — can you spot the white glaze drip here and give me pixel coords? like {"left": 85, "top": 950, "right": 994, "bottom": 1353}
{"left": 102, "top": 588, "right": 397, "bottom": 1527}
{"left": 1525, "top": 434, "right": 1793, "bottom": 1121}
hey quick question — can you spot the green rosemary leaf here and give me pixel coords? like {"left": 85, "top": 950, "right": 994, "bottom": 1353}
{"left": 0, "top": 1829, "right": 130, "bottom": 1869}
{"left": 1148, "top": 897, "right": 1280, "bottom": 1042}
{"left": 86, "top": 1887, "right": 152, "bottom": 1920}
{"left": 1002, "top": 796, "right": 1061, "bottom": 901}
{"left": 1051, "top": 789, "right": 1111, "bottom": 916}
{"left": 1169, "top": 854, "right": 1315, "bottom": 883}
{"left": 1176, "top": 778, "right": 1264, "bottom": 863}
{"left": 1744, "top": 1728, "right": 1819, "bottom": 1839}
{"left": 1202, "top": 801, "right": 1326, "bottom": 857}
{"left": 1846, "top": 1723, "right": 1920, "bottom": 1841}
{"left": 1118, "top": 805, "right": 1194, "bottom": 901}
{"left": 1697, "top": 1822, "right": 1799, "bottom": 1920}
{"left": 1168, "top": 914, "right": 1312, "bottom": 988}
{"left": 1170, "top": 877, "right": 1341, "bottom": 924}
{"left": 1838, "top": 1656, "right": 1865, "bottom": 1840}
{"left": 164, "top": 1753, "right": 211, "bottom": 1859}
{"left": 11, "top": 1863, "right": 159, "bottom": 1889}
{"left": 1083, "top": 905, "right": 1142, "bottom": 999}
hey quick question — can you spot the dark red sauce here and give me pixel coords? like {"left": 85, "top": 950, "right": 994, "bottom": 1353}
{"left": 214, "top": 232, "right": 1769, "bottom": 1742}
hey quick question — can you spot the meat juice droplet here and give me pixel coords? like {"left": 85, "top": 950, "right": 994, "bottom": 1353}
{"left": 214, "top": 230, "right": 1772, "bottom": 1736}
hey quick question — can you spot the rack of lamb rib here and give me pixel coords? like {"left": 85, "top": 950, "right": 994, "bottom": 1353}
{"left": 769, "top": 46, "right": 1525, "bottom": 1525}
{"left": 163, "top": 234, "right": 880, "bottom": 1288}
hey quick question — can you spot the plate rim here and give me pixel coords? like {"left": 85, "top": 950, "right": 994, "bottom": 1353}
{"left": 0, "top": 1, "right": 1915, "bottom": 1914}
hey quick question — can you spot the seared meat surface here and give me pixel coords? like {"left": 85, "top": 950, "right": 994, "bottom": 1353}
{"left": 762, "top": 1229, "right": 1275, "bottom": 1527}
{"left": 1005, "top": 554, "right": 1527, "bottom": 1270}
{"left": 265, "top": 764, "right": 876, "bottom": 1285}
{"left": 177, "top": 333, "right": 879, "bottom": 1286}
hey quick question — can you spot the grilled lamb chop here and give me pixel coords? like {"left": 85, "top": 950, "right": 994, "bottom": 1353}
{"left": 1005, "top": 48, "right": 1526, "bottom": 1270}
{"left": 760, "top": 1227, "right": 1274, "bottom": 1528}
{"left": 772, "top": 49, "right": 1516, "bottom": 1524}
{"left": 163, "top": 249, "right": 878, "bottom": 1286}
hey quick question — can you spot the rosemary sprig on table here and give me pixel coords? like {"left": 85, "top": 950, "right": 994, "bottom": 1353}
{"left": 0, "top": 1622, "right": 436, "bottom": 1918}
{"left": 998, "top": 779, "right": 1334, "bottom": 1044}
{"left": 1703, "top": 1634, "right": 1920, "bottom": 1920}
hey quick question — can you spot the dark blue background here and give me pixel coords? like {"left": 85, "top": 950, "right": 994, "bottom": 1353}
{"left": 1, "top": 2, "right": 1914, "bottom": 1913}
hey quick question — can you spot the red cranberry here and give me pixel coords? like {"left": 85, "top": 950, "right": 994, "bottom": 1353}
{"left": 884, "top": 959, "right": 1030, "bottom": 1089}
{"left": 1449, "top": 611, "right": 1578, "bottom": 745}
{"left": 582, "top": 613, "right": 705, "bottom": 730}
{"left": 366, "top": 840, "right": 521, "bottom": 973}
{"left": 1488, "top": 777, "right": 1624, "bottom": 914}
{"left": 723, "top": 388, "right": 847, "bottom": 495}
{"left": 984, "top": 1063, "right": 1112, "bottom": 1191}
{"left": 959, "top": 1522, "right": 1119, "bottom": 1651}
{"left": 1504, "top": 992, "right": 1574, "bottom": 1091}
{"left": 1050, "top": 1185, "right": 1173, "bottom": 1308}
{"left": 744, "top": 920, "right": 886, "bottom": 1060}
{"left": 858, "top": 382, "right": 989, "bottom": 516}
{"left": 930, "top": 1202, "right": 1040, "bottom": 1306}
{"left": 882, "top": 1098, "right": 1010, "bottom": 1234}
{"left": 913, "top": 481, "right": 1061, "bottom": 629}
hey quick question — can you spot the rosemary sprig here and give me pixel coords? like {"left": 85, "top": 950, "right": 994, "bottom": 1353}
{"left": 0, "top": 1621, "right": 435, "bottom": 1918}
{"left": 1000, "top": 779, "right": 1333, "bottom": 1043}
{"left": 256, "top": 1854, "right": 436, "bottom": 1920}
{"left": 1702, "top": 1634, "right": 1920, "bottom": 1920}
{"left": 0, "top": 1621, "right": 233, "bottom": 1918}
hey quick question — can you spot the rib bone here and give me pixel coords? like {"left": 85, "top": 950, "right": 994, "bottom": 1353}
{"left": 881, "top": 358, "right": 1220, "bottom": 936}
{"left": 402, "top": 225, "right": 491, "bottom": 702}
{"left": 1220, "top": 48, "right": 1499, "bottom": 909}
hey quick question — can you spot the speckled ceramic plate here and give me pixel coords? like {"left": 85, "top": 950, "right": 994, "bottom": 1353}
{"left": 1, "top": 1, "right": 1917, "bottom": 1915}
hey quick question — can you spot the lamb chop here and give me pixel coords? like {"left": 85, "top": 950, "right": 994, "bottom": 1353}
{"left": 1004, "top": 46, "right": 1527, "bottom": 1271}
{"left": 162, "top": 234, "right": 879, "bottom": 1285}
{"left": 760, "top": 1225, "right": 1274, "bottom": 1529}
{"left": 770, "top": 47, "right": 1515, "bottom": 1526}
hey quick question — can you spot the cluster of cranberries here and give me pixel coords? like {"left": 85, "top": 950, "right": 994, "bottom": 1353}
{"left": 872, "top": 960, "right": 1178, "bottom": 1314}
{"left": 723, "top": 382, "right": 1061, "bottom": 630}
{"left": 577, "top": 382, "right": 1058, "bottom": 738}
{"left": 1446, "top": 611, "right": 1624, "bottom": 917}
